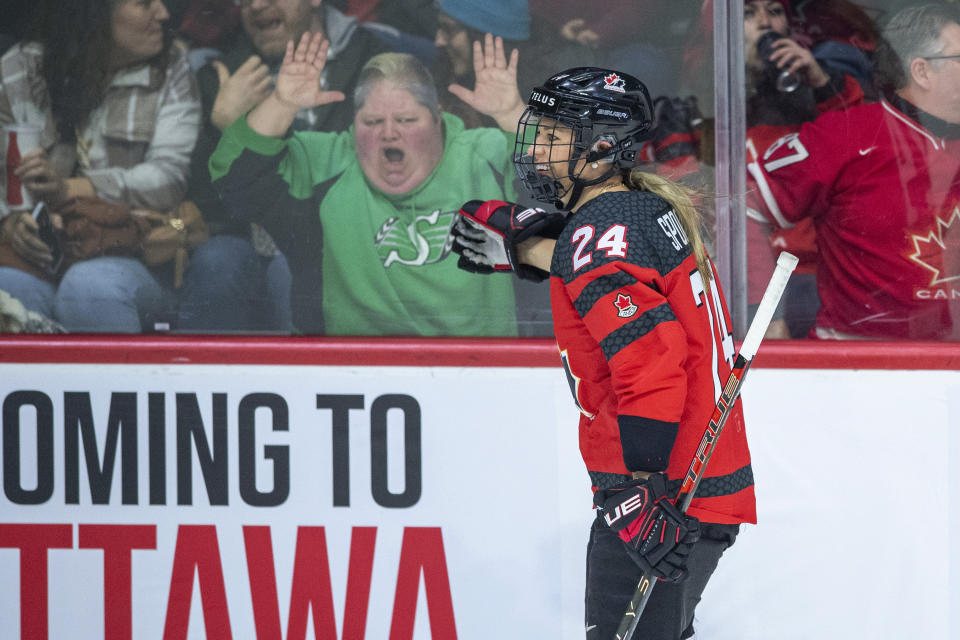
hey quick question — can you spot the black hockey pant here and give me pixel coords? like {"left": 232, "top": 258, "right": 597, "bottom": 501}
{"left": 585, "top": 517, "right": 739, "bottom": 640}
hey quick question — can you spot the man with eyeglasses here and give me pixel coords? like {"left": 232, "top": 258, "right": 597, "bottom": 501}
{"left": 178, "top": 0, "right": 389, "bottom": 332}
{"left": 749, "top": 3, "right": 960, "bottom": 341}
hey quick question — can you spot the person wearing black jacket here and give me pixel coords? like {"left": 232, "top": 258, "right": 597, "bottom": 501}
{"left": 179, "top": 0, "right": 389, "bottom": 332}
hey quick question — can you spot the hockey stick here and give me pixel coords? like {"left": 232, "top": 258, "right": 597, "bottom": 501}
{"left": 615, "top": 251, "right": 799, "bottom": 640}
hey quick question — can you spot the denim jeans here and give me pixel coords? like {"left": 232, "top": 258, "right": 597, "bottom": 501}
{"left": 0, "top": 266, "right": 56, "bottom": 318}
{"left": 585, "top": 516, "right": 739, "bottom": 640}
{"left": 0, "top": 257, "right": 169, "bottom": 332}
{"left": 177, "top": 235, "right": 292, "bottom": 332}
{"left": 56, "top": 256, "right": 170, "bottom": 332}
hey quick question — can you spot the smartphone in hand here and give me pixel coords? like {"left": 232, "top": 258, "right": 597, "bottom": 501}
{"left": 32, "top": 201, "right": 62, "bottom": 273}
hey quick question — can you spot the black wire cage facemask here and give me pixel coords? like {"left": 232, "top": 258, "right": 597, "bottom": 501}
{"left": 512, "top": 68, "right": 655, "bottom": 211}
{"left": 513, "top": 107, "right": 591, "bottom": 210}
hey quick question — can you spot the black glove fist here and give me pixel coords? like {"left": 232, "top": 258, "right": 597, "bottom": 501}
{"left": 594, "top": 473, "right": 701, "bottom": 582}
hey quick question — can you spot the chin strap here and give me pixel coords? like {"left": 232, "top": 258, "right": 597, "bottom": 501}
{"left": 561, "top": 154, "right": 620, "bottom": 211}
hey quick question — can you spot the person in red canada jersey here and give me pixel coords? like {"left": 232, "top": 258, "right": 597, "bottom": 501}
{"left": 741, "top": 0, "right": 866, "bottom": 338}
{"left": 451, "top": 66, "right": 755, "bottom": 639}
{"left": 654, "top": 0, "right": 866, "bottom": 339}
{"left": 750, "top": 4, "right": 960, "bottom": 340}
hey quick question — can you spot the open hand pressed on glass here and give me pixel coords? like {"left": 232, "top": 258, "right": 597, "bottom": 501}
{"left": 274, "top": 32, "right": 346, "bottom": 111}
{"left": 448, "top": 33, "right": 525, "bottom": 130}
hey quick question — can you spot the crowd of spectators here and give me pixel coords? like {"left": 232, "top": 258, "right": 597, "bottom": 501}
{"left": 0, "top": 0, "right": 957, "bottom": 340}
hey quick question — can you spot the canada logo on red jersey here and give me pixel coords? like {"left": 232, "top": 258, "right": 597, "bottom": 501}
{"left": 614, "top": 293, "right": 638, "bottom": 318}
{"left": 908, "top": 206, "right": 960, "bottom": 286}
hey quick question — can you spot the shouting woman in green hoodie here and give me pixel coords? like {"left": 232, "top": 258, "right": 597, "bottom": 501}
{"left": 210, "top": 32, "right": 534, "bottom": 336}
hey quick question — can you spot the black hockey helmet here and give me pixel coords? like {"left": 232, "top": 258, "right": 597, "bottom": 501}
{"left": 513, "top": 67, "right": 654, "bottom": 210}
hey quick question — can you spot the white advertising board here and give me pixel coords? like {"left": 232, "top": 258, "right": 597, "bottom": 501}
{"left": 1, "top": 362, "right": 958, "bottom": 639}
{"left": 0, "top": 363, "right": 590, "bottom": 640}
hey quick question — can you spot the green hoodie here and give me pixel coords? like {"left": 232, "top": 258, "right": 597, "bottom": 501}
{"left": 211, "top": 111, "right": 520, "bottom": 336}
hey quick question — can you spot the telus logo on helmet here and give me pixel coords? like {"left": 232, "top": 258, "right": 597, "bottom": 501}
{"left": 529, "top": 90, "right": 556, "bottom": 108}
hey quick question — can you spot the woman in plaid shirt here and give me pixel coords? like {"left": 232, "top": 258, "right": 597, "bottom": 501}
{"left": 0, "top": 0, "right": 200, "bottom": 332}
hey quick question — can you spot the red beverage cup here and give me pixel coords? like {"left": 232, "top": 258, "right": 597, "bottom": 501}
{"left": 4, "top": 123, "right": 42, "bottom": 210}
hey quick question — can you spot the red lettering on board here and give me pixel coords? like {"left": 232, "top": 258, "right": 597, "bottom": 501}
{"left": 0, "top": 523, "right": 458, "bottom": 638}
{"left": 78, "top": 524, "right": 157, "bottom": 640}
{"left": 0, "top": 524, "right": 72, "bottom": 640}
{"left": 342, "top": 527, "right": 377, "bottom": 639}
{"left": 162, "top": 525, "right": 232, "bottom": 640}
{"left": 243, "top": 525, "right": 378, "bottom": 640}
{"left": 389, "top": 527, "right": 457, "bottom": 639}
{"left": 242, "top": 526, "right": 283, "bottom": 640}
{"left": 285, "top": 527, "right": 338, "bottom": 638}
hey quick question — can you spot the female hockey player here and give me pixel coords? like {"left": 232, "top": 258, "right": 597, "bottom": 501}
{"left": 452, "top": 66, "right": 757, "bottom": 639}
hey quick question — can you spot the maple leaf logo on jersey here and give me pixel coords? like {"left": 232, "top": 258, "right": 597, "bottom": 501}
{"left": 603, "top": 73, "right": 626, "bottom": 93}
{"left": 908, "top": 207, "right": 960, "bottom": 286}
{"left": 614, "top": 293, "right": 638, "bottom": 318}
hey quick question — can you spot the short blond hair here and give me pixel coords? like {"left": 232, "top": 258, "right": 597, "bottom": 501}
{"left": 353, "top": 53, "right": 441, "bottom": 119}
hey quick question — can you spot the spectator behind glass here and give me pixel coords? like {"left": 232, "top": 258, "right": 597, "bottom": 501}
{"left": 326, "top": 0, "right": 438, "bottom": 64}
{"left": 740, "top": 0, "right": 865, "bottom": 338}
{"left": 528, "top": 0, "right": 687, "bottom": 98}
{"left": 332, "top": 0, "right": 436, "bottom": 40}
{"left": 210, "top": 35, "right": 526, "bottom": 335}
{"left": 750, "top": 3, "right": 960, "bottom": 340}
{"left": 176, "top": 0, "right": 243, "bottom": 70}
{"left": 179, "top": 0, "right": 389, "bottom": 332}
{"left": 792, "top": 0, "right": 881, "bottom": 96}
{"left": 434, "top": 0, "right": 596, "bottom": 130}
{"left": 0, "top": 0, "right": 200, "bottom": 332}
{"left": 652, "top": 0, "right": 864, "bottom": 339}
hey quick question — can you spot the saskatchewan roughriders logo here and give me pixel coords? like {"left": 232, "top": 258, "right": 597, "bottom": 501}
{"left": 374, "top": 209, "right": 456, "bottom": 268}
{"left": 908, "top": 206, "right": 960, "bottom": 297}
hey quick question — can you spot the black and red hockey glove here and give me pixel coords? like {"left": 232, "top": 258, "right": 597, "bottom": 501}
{"left": 593, "top": 473, "right": 700, "bottom": 582}
{"left": 451, "top": 199, "right": 566, "bottom": 282}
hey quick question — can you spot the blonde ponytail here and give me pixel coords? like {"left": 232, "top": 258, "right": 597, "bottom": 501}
{"left": 626, "top": 169, "right": 713, "bottom": 285}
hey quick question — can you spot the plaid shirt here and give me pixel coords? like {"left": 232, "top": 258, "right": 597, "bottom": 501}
{"left": 0, "top": 41, "right": 200, "bottom": 216}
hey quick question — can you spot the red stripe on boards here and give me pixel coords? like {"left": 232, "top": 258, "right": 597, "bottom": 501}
{"left": 0, "top": 336, "right": 958, "bottom": 369}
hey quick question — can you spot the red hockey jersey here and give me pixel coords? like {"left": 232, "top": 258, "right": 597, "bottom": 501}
{"left": 550, "top": 190, "right": 756, "bottom": 525}
{"left": 652, "top": 74, "right": 863, "bottom": 307}
{"left": 744, "top": 74, "right": 864, "bottom": 304}
{"left": 751, "top": 96, "right": 960, "bottom": 339}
